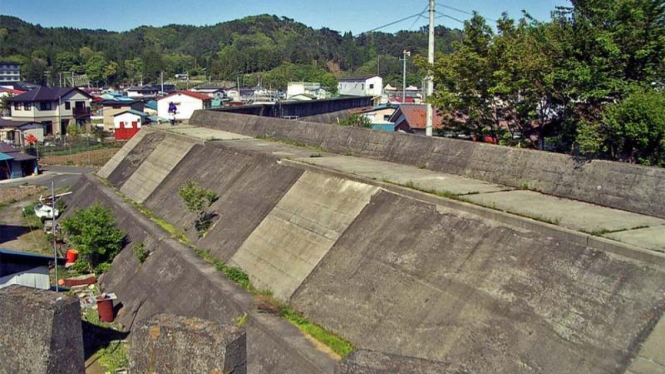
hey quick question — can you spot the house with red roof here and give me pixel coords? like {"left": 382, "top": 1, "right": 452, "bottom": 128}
{"left": 157, "top": 91, "right": 212, "bottom": 122}
{"left": 388, "top": 105, "right": 445, "bottom": 135}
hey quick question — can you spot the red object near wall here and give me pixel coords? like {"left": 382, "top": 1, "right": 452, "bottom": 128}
{"left": 96, "top": 296, "right": 115, "bottom": 322}
{"left": 114, "top": 121, "right": 140, "bottom": 140}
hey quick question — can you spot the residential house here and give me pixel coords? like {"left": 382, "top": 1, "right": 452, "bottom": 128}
{"left": 102, "top": 99, "right": 144, "bottom": 132}
{"left": 8, "top": 87, "right": 92, "bottom": 136}
{"left": 0, "top": 61, "right": 21, "bottom": 83}
{"left": 0, "top": 118, "right": 44, "bottom": 147}
{"left": 338, "top": 75, "right": 383, "bottom": 97}
{"left": 388, "top": 105, "right": 444, "bottom": 135}
{"left": 191, "top": 85, "right": 225, "bottom": 99}
{"left": 126, "top": 84, "right": 176, "bottom": 100}
{"left": 113, "top": 110, "right": 148, "bottom": 140}
{"left": 0, "top": 88, "right": 25, "bottom": 116}
{"left": 0, "top": 248, "right": 65, "bottom": 290}
{"left": 0, "top": 143, "right": 38, "bottom": 179}
{"left": 385, "top": 84, "right": 422, "bottom": 104}
{"left": 287, "top": 82, "right": 330, "bottom": 100}
{"left": 157, "top": 91, "right": 212, "bottom": 122}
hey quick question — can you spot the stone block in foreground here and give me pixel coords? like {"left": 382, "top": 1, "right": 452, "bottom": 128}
{"left": 336, "top": 350, "right": 459, "bottom": 374}
{"left": 0, "top": 285, "right": 85, "bottom": 374}
{"left": 129, "top": 314, "right": 247, "bottom": 374}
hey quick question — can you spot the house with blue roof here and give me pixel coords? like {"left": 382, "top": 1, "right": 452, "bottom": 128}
{"left": 0, "top": 143, "right": 38, "bottom": 180}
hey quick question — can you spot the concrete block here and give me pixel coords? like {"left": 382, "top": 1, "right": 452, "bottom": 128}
{"left": 336, "top": 350, "right": 456, "bottom": 374}
{"left": 0, "top": 285, "right": 85, "bottom": 374}
{"left": 129, "top": 314, "right": 246, "bottom": 374}
{"left": 230, "top": 171, "right": 379, "bottom": 300}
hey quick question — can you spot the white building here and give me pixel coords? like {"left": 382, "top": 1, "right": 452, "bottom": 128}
{"left": 0, "top": 249, "right": 65, "bottom": 290}
{"left": 338, "top": 75, "right": 383, "bottom": 97}
{"left": 157, "top": 91, "right": 212, "bottom": 122}
{"left": 0, "top": 61, "right": 21, "bottom": 83}
{"left": 287, "top": 82, "right": 330, "bottom": 100}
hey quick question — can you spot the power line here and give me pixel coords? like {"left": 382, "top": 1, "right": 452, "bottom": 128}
{"left": 436, "top": 4, "right": 498, "bottom": 23}
{"left": 408, "top": 4, "right": 431, "bottom": 30}
{"left": 365, "top": 11, "right": 428, "bottom": 33}
{"left": 434, "top": 11, "right": 466, "bottom": 24}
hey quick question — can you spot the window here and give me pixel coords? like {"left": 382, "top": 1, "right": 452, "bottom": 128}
{"left": 13, "top": 102, "right": 21, "bottom": 110}
{"left": 65, "top": 102, "right": 71, "bottom": 110}
{"left": 24, "top": 103, "right": 31, "bottom": 110}
{"left": 369, "top": 84, "right": 374, "bottom": 89}
{"left": 40, "top": 102, "right": 52, "bottom": 111}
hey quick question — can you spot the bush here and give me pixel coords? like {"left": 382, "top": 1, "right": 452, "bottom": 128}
{"left": 339, "top": 113, "right": 372, "bottom": 128}
{"left": 178, "top": 181, "right": 218, "bottom": 234}
{"left": 61, "top": 203, "right": 125, "bottom": 273}
{"left": 133, "top": 241, "right": 149, "bottom": 263}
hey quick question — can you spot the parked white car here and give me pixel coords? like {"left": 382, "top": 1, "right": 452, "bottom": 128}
{"left": 33, "top": 204, "right": 59, "bottom": 220}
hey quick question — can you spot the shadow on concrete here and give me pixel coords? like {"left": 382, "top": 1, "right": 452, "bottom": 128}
{"left": 0, "top": 224, "right": 30, "bottom": 244}
{"left": 82, "top": 320, "right": 129, "bottom": 361}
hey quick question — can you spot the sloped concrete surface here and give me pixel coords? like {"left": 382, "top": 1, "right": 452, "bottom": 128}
{"left": 143, "top": 144, "right": 304, "bottom": 261}
{"left": 66, "top": 175, "right": 337, "bottom": 374}
{"left": 292, "top": 190, "right": 665, "bottom": 374}
{"left": 120, "top": 135, "right": 196, "bottom": 203}
{"left": 607, "top": 226, "right": 665, "bottom": 253}
{"left": 230, "top": 171, "right": 379, "bottom": 300}
{"left": 107, "top": 130, "right": 166, "bottom": 188}
{"left": 97, "top": 128, "right": 150, "bottom": 179}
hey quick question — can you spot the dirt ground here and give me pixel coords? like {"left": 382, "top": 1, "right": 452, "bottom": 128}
{"left": 0, "top": 196, "right": 51, "bottom": 255}
{"left": 0, "top": 185, "right": 47, "bottom": 205}
{"left": 40, "top": 147, "right": 121, "bottom": 167}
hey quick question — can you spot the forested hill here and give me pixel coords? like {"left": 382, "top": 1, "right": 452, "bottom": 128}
{"left": 0, "top": 14, "right": 463, "bottom": 88}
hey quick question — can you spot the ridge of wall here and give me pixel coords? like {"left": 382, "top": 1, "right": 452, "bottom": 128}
{"left": 190, "top": 110, "right": 665, "bottom": 219}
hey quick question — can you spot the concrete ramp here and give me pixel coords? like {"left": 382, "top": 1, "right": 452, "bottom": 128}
{"left": 97, "top": 129, "right": 150, "bottom": 179}
{"left": 120, "top": 136, "right": 196, "bottom": 203}
{"left": 230, "top": 171, "right": 379, "bottom": 300}
{"left": 292, "top": 190, "right": 665, "bottom": 374}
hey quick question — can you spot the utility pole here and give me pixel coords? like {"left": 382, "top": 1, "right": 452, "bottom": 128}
{"left": 400, "top": 50, "right": 411, "bottom": 104}
{"left": 52, "top": 181, "right": 58, "bottom": 292}
{"left": 160, "top": 71, "right": 164, "bottom": 94}
{"left": 426, "top": 0, "right": 435, "bottom": 136}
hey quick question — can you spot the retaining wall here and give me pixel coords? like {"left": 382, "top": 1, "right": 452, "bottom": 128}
{"left": 191, "top": 110, "right": 665, "bottom": 219}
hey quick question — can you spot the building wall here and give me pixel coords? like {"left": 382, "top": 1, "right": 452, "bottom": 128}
{"left": 114, "top": 113, "right": 143, "bottom": 129}
{"left": 338, "top": 77, "right": 383, "bottom": 97}
{"left": 158, "top": 94, "right": 207, "bottom": 121}
{"left": 0, "top": 63, "right": 20, "bottom": 83}
{"left": 103, "top": 102, "right": 144, "bottom": 131}
{"left": 0, "top": 266, "right": 50, "bottom": 290}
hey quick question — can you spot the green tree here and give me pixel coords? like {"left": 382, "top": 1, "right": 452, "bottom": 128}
{"left": 178, "top": 181, "right": 219, "bottom": 233}
{"left": 578, "top": 87, "right": 665, "bottom": 166}
{"left": 339, "top": 113, "right": 372, "bottom": 128}
{"left": 85, "top": 52, "right": 107, "bottom": 85}
{"left": 62, "top": 203, "right": 125, "bottom": 274}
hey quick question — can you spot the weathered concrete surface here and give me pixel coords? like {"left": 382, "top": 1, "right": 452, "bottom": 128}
{"left": 627, "top": 317, "right": 665, "bottom": 374}
{"left": 607, "top": 226, "right": 665, "bottom": 253}
{"left": 106, "top": 130, "right": 166, "bottom": 188}
{"left": 0, "top": 285, "right": 85, "bottom": 374}
{"left": 292, "top": 190, "right": 665, "bottom": 374}
{"left": 465, "top": 190, "right": 665, "bottom": 233}
{"left": 68, "top": 175, "right": 337, "bottom": 374}
{"left": 154, "top": 123, "right": 253, "bottom": 140}
{"left": 335, "top": 350, "right": 457, "bottom": 374}
{"left": 230, "top": 171, "right": 379, "bottom": 300}
{"left": 191, "top": 110, "right": 665, "bottom": 219}
{"left": 97, "top": 127, "right": 150, "bottom": 179}
{"left": 120, "top": 134, "right": 197, "bottom": 203}
{"left": 130, "top": 314, "right": 247, "bottom": 374}
{"left": 299, "top": 154, "right": 510, "bottom": 195}
{"left": 144, "top": 144, "right": 304, "bottom": 261}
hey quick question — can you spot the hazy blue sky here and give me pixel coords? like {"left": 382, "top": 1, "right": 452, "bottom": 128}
{"left": 1, "top": 0, "right": 571, "bottom": 33}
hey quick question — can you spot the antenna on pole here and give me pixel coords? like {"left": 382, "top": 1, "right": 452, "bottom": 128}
{"left": 426, "top": 0, "right": 435, "bottom": 136}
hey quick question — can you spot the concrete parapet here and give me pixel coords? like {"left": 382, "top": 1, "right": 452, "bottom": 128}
{"left": 0, "top": 285, "right": 85, "bottom": 374}
{"left": 191, "top": 110, "right": 665, "bottom": 219}
{"left": 335, "top": 350, "right": 455, "bottom": 374}
{"left": 129, "top": 314, "right": 247, "bottom": 374}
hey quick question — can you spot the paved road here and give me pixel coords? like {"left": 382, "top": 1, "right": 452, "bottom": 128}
{"left": 0, "top": 166, "right": 94, "bottom": 190}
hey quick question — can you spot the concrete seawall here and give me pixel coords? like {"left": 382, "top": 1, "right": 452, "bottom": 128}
{"left": 191, "top": 110, "right": 665, "bottom": 219}
{"left": 76, "top": 125, "right": 665, "bottom": 373}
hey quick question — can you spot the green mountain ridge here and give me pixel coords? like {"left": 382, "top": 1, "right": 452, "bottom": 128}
{"left": 0, "top": 14, "right": 463, "bottom": 88}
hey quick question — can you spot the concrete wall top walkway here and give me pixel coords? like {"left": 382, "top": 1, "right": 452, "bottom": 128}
{"left": 191, "top": 111, "right": 665, "bottom": 219}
